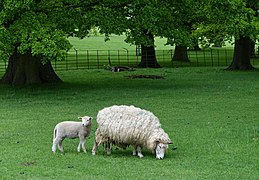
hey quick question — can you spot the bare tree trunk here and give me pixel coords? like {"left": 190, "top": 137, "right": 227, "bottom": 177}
{"left": 226, "top": 36, "right": 255, "bottom": 70}
{"left": 172, "top": 45, "right": 190, "bottom": 62}
{"left": 1, "top": 48, "right": 62, "bottom": 86}
{"left": 138, "top": 32, "right": 161, "bottom": 68}
{"left": 139, "top": 45, "right": 161, "bottom": 68}
{"left": 250, "top": 40, "right": 256, "bottom": 58}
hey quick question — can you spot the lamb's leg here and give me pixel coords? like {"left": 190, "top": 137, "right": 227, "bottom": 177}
{"left": 137, "top": 146, "right": 144, "bottom": 158}
{"left": 77, "top": 143, "right": 81, "bottom": 153}
{"left": 57, "top": 139, "right": 64, "bottom": 154}
{"left": 79, "top": 137, "right": 86, "bottom": 153}
{"left": 52, "top": 138, "right": 58, "bottom": 154}
{"left": 92, "top": 141, "right": 98, "bottom": 155}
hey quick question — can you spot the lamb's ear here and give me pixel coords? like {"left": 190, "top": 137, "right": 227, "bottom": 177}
{"left": 89, "top": 117, "right": 93, "bottom": 120}
{"left": 78, "top": 117, "right": 82, "bottom": 120}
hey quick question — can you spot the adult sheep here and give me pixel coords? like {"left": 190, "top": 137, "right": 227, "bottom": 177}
{"left": 92, "top": 105, "right": 172, "bottom": 159}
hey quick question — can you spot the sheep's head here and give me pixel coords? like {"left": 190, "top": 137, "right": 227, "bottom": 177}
{"left": 79, "top": 116, "right": 92, "bottom": 126}
{"left": 155, "top": 139, "right": 173, "bottom": 160}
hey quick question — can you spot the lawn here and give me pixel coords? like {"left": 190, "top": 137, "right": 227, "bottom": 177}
{"left": 0, "top": 67, "right": 258, "bottom": 179}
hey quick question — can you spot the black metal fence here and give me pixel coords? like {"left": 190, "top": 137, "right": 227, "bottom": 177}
{"left": 1, "top": 48, "right": 258, "bottom": 72}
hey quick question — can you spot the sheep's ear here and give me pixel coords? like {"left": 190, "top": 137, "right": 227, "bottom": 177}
{"left": 89, "top": 117, "right": 93, "bottom": 120}
{"left": 155, "top": 139, "right": 161, "bottom": 144}
{"left": 78, "top": 117, "right": 82, "bottom": 120}
{"left": 167, "top": 140, "right": 173, "bottom": 144}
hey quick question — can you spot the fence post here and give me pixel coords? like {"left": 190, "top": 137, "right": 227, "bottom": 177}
{"left": 87, "top": 50, "right": 89, "bottom": 69}
{"left": 75, "top": 49, "right": 78, "bottom": 69}
{"left": 170, "top": 49, "right": 173, "bottom": 67}
{"left": 97, "top": 50, "right": 99, "bottom": 69}
{"left": 66, "top": 51, "right": 68, "bottom": 71}
{"left": 210, "top": 49, "right": 213, "bottom": 67}
{"left": 108, "top": 50, "right": 111, "bottom": 65}
{"left": 225, "top": 49, "right": 228, "bottom": 66}
{"left": 203, "top": 50, "right": 206, "bottom": 66}
{"left": 117, "top": 50, "right": 120, "bottom": 65}
{"left": 217, "top": 49, "right": 220, "bottom": 66}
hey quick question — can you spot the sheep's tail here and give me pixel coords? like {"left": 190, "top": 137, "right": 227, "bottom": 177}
{"left": 53, "top": 126, "right": 57, "bottom": 139}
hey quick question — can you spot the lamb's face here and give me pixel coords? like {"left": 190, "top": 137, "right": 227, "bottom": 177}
{"left": 80, "top": 116, "right": 92, "bottom": 126}
{"left": 155, "top": 143, "right": 168, "bottom": 160}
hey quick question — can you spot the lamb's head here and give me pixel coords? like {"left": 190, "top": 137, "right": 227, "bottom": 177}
{"left": 79, "top": 116, "right": 92, "bottom": 126}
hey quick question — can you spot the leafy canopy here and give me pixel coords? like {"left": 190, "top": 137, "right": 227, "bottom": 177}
{"left": 196, "top": 0, "right": 259, "bottom": 45}
{"left": 0, "top": 0, "right": 86, "bottom": 62}
{"left": 91, "top": 0, "right": 201, "bottom": 47}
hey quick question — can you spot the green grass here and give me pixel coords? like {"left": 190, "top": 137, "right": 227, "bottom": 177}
{"left": 0, "top": 67, "right": 258, "bottom": 179}
{"left": 62, "top": 36, "right": 258, "bottom": 70}
{"left": 68, "top": 35, "right": 172, "bottom": 50}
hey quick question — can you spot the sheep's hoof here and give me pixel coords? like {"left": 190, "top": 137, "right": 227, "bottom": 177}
{"left": 92, "top": 152, "right": 96, "bottom": 155}
{"left": 138, "top": 154, "right": 144, "bottom": 158}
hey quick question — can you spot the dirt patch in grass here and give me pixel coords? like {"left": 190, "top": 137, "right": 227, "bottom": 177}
{"left": 125, "top": 75, "right": 165, "bottom": 79}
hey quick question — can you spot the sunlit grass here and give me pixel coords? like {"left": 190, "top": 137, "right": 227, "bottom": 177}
{"left": 0, "top": 67, "right": 258, "bottom": 179}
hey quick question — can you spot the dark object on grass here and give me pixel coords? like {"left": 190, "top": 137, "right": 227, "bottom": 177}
{"left": 126, "top": 75, "right": 165, "bottom": 79}
{"left": 104, "top": 64, "right": 135, "bottom": 72}
{"left": 172, "top": 146, "right": 177, "bottom": 151}
{"left": 21, "top": 161, "right": 37, "bottom": 166}
{"left": 111, "top": 66, "right": 135, "bottom": 72}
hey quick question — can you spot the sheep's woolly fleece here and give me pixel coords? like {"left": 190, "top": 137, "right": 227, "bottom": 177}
{"left": 95, "top": 105, "right": 171, "bottom": 151}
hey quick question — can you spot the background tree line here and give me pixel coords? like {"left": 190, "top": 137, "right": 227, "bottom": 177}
{"left": 0, "top": 0, "right": 258, "bottom": 86}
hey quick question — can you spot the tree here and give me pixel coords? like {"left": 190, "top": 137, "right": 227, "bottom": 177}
{"left": 197, "top": 0, "right": 259, "bottom": 70}
{"left": 92, "top": 0, "right": 197, "bottom": 68}
{"left": 0, "top": 0, "right": 92, "bottom": 86}
{"left": 164, "top": 0, "right": 203, "bottom": 62}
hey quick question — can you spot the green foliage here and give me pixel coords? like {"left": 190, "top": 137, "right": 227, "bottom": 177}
{"left": 196, "top": 0, "right": 259, "bottom": 45}
{"left": 0, "top": 0, "right": 82, "bottom": 62}
{"left": 91, "top": 0, "right": 200, "bottom": 47}
{"left": 0, "top": 67, "right": 258, "bottom": 179}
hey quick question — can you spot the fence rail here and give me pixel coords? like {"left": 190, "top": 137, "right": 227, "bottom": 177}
{"left": 1, "top": 48, "right": 259, "bottom": 72}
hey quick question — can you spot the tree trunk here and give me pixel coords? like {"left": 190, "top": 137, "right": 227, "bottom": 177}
{"left": 138, "top": 32, "right": 161, "bottom": 68}
{"left": 139, "top": 45, "right": 161, "bottom": 68}
{"left": 226, "top": 36, "right": 255, "bottom": 70}
{"left": 1, "top": 48, "right": 62, "bottom": 86}
{"left": 250, "top": 40, "right": 256, "bottom": 58}
{"left": 172, "top": 45, "right": 190, "bottom": 62}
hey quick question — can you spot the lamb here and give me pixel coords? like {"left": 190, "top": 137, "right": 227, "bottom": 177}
{"left": 52, "top": 116, "right": 92, "bottom": 154}
{"left": 92, "top": 105, "right": 172, "bottom": 159}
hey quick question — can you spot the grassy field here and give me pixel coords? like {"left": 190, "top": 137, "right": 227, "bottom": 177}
{"left": 61, "top": 36, "right": 258, "bottom": 70}
{"left": 0, "top": 67, "right": 258, "bottom": 179}
{"left": 68, "top": 35, "right": 173, "bottom": 50}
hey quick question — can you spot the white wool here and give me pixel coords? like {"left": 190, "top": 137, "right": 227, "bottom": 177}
{"left": 52, "top": 116, "right": 92, "bottom": 153}
{"left": 95, "top": 105, "right": 171, "bottom": 152}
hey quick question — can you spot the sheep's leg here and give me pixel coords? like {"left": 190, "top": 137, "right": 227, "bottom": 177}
{"left": 106, "top": 142, "right": 111, "bottom": 155}
{"left": 137, "top": 146, "right": 144, "bottom": 158}
{"left": 92, "top": 141, "right": 98, "bottom": 155}
{"left": 133, "top": 146, "right": 137, "bottom": 156}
